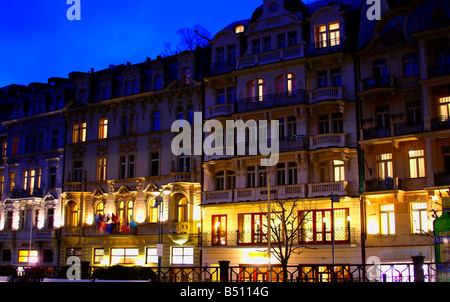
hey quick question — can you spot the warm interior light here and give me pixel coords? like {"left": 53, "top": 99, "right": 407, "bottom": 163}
{"left": 367, "top": 218, "right": 379, "bottom": 235}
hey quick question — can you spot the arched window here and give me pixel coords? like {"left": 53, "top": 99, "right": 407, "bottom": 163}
{"left": 247, "top": 80, "right": 255, "bottom": 100}
{"left": 247, "top": 79, "right": 266, "bottom": 101}
{"left": 95, "top": 202, "right": 104, "bottom": 215}
{"left": 177, "top": 197, "right": 188, "bottom": 223}
{"left": 118, "top": 200, "right": 134, "bottom": 223}
{"left": 67, "top": 201, "right": 79, "bottom": 227}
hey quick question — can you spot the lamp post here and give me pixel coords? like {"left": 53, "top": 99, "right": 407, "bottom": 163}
{"left": 152, "top": 186, "right": 171, "bottom": 281}
{"left": 267, "top": 172, "right": 272, "bottom": 283}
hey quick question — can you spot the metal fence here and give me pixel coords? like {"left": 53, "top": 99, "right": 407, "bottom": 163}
{"left": 1, "top": 262, "right": 448, "bottom": 282}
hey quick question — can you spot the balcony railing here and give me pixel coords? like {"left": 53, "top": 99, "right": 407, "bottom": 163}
{"left": 208, "top": 103, "right": 234, "bottom": 118}
{"left": 431, "top": 117, "right": 450, "bottom": 131}
{"left": 362, "top": 127, "right": 391, "bottom": 140}
{"left": 307, "top": 37, "right": 346, "bottom": 56}
{"left": 308, "top": 181, "right": 348, "bottom": 198}
{"left": 361, "top": 75, "right": 395, "bottom": 91}
{"left": 9, "top": 187, "right": 43, "bottom": 198}
{"left": 434, "top": 173, "right": 450, "bottom": 186}
{"left": 309, "top": 133, "right": 347, "bottom": 149}
{"left": 199, "top": 227, "right": 356, "bottom": 247}
{"left": 309, "top": 86, "right": 343, "bottom": 103}
{"left": 428, "top": 64, "right": 450, "bottom": 78}
{"left": 210, "top": 59, "right": 236, "bottom": 75}
{"left": 364, "top": 177, "right": 400, "bottom": 192}
{"left": 393, "top": 122, "right": 424, "bottom": 136}
{"left": 238, "top": 45, "right": 304, "bottom": 69}
{"left": 236, "top": 89, "right": 307, "bottom": 113}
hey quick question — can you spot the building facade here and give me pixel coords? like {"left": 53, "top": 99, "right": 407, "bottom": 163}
{"left": 0, "top": 78, "right": 73, "bottom": 266}
{"left": 357, "top": 0, "right": 450, "bottom": 264}
{"left": 0, "top": 0, "right": 447, "bottom": 276}
{"left": 200, "top": 0, "right": 363, "bottom": 277}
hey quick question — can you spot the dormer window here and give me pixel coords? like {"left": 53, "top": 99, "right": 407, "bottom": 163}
{"left": 269, "top": 2, "right": 279, "bottom": 12}
{"left": 315, "top": 22, "right": 340, "bottom": 48}
{"left": 235, "top": 25, "right": 245, "bottom": 34}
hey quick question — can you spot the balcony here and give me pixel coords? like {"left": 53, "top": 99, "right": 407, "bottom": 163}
{"left": 9, "top": 187, "right": 43, "bottom": 198}
{"left": 279, "top": 135, "right": 307, "bottom": 152}
{"left": 238, "top": 45, "right": 304, "bottom": 69}
{"left": 236, "top": 89, "right": 307, "bottom": 113}
{"left": 308, "top": 181, "right": 348, "bottom": 198}
{"left": 435, "top": 173, "right": 450, "bottom": 186}
{"left": 360, "top": 75, "right": 396, "bottom": 92}
{"left": 307, "top": 37, "right": 346, "bottom": 56}
{"left": 63, "top": 182, "right": 82, "bottom": 192}
{"left": 364, "top": 177, "right": 399, "bottom": 192}
{"left": 393, "top": 122, "right": 424, "bottom": 136}
{"left": 199, "top": 227, "right": 356, "bottom": 247}
{"left": 428, "top": 64, "right": 450, "bottom": 78}
{"left": 170, "top": 172, "right": 193, "bottom": 182}
{"left": 208, "top": 103, "right": 234, "bottom": 118}
{"left": 309, "top": 133, "right": 347, "bottom": 149}
{"left": 210, "top": 59, "right": 236, "bottom": 75}
{"left": 203, "top": 189, "right": 234, "bottom": 204}
{"left": 309, "top": 86, "right": 343, "bottom": 104}
{"left": 362, "top": 127, "right": 391, "bottom": 140}
{"left": 431, "top": 117, "right": 450, "bottom": 131}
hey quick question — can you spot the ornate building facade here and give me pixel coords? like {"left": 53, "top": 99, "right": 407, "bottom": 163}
{"left": 0, "top": 0, "right": 448, "bottom": 275}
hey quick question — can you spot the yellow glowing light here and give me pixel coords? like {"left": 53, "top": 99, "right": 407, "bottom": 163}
{"left": 86, "top": 215, "right": 94, "bottom": 225}
{"left": 135, "top": 211, "right": 145, "bottom": 224}
{"left": 367, "top": 218, "right": 379, "bottom": 235}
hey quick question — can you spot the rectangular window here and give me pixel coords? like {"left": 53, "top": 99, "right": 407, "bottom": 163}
{"left": 152, "top": 111, "right": 161, "bottom": 131}
{"left": 238, "top": 213, "right": 267, "bottom": 244}
{"left": 439, "top": 96, "right": 450, "bottom": 121}
{"left": 332, "top": 112, "right": 343, "bottom": 133}
{"left": 247, "top": 166, "right": 256, "bottom": 188}
{"left": 212, "top": 215, "right": 227, "bottom": 246}
{"left": 120, "top": 155, "right": 135, "bottom": 179}
{"left": 49, "top": 167, "right": 57, "bottom": 188}
{"left": 98, "top": 118, "right": 108, "bottom": 139}
{"left": 377, "top": 153, "right": 393, "bottom": 180}
{"left": 150, "top": 152, "right": 160, "bottom": 176}
{"left": 288, "top": 31, "right": 297, "bottom": 47}
{"left": 258, "top": 166, "right": 267, "bottom": 187}
{"left": 217, "top": 89, "right": 226, "bottom": 104}
{"left": 80, "top": 122, "right": 87, "bottom": 142}
{"left": 409, "top": 149, "right": 425, "bottom": 178}
{"left": 146, "top": 247, "right": 158, "bottom": 264}
{"left": 277, "top": 33, "right": 286, "bottom": 49}
{"left": 93, "top": 248, "right": 105, "bottom": 264}
{"left": 406, "top": 101, "right": 422, "bottom": 125}
{"left": 276, "top": 163, "right": 286, "bottom": 186}
{"left": 228, "top": 87, "right": 236, "bottom": 104}
{"left": 288, "top": 162, "right": 297, "bottom": 185}
{"left": 73, "top": 161, "right": 83, "bottom": 182}
{"left": 110, "top": 248, "right": 139, "bottom": 265}
{"left": 252, "top": 39, "right": 261, "bottom": 54}
{"left": 263, "top": 36, "right": 271, "bottom": 52}
{"left": 18, "top": 250, "right": 38, "bottom": 263}
{"left": 331, "top": 68, "right": 342, "bottom": 86}
{"left": 171, "top": 247, "right": 194, "bottom": 265}
{"left": 317, "top": 70, "right": 328, "bottom": 88}
{"left": 380, "top": 204, "right": 395, "bottom": 235}
{"left": 51, "top": 129, "right": 59, "bottom": 149}
{"left": 319, "top": 114, "right": 330, "bottom": 134}
{"left": 12, "top": 137, "right": 18, "bottom": 156}
{"left": 97, "top": 157, "right": 107, "bottom": 181}
{"left": 178, "top": 156, "right": 190, "bottom": 172}
{"left": 411, "top": 202, "right": 429, "bottom": 234}
{"left": 9, "top": 172, "right": 16, "bottom": 191}
{"left": 403, "top": 53, "right": 419, "bottom": 77}
{"left": 299, "top": 209, "right": 350, "bottom": 244}
{"left": 333, "top": 160, "right": 345, "bottom": 182}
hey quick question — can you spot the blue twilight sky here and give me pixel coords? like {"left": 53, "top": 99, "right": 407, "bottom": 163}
{"left": 0, "top": 0, "right": 266, "bottom": 88}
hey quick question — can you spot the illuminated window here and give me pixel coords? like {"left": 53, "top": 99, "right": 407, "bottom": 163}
{"left": 18, "top": 250, "right": 38, "bottom": 263}
{"left": 182, "top": 67, "right": 191, "bottom": 85}
{"left": 409, "top": 149, "right": 425, "bottom": 178}
{"left": 72, "top": 123, "right": 79, "bottom": 143}
{"left": 235, "top": 24, "right": 245, "bottom": 34}
{"left": 93, "top": 248, "right": 104, "bottom": 264}
{"left": 238, "top": 213, "right": 267, "bottom": 244}
{"left": 148, "top": 205, "right": 158, "bottom": 223}
{"left": 439, "top": 96, "right": 450, "bottom": 121}
{"left": 177, "top": 197, "right": 188, "bottom": 223}
{"left": 110, "top": 248, "right": 138, "bottom": 265}
{"left": 212, "top": 215, "right": 227, "bottom": 246}
{"left": 333, "top": 160, "right": 345, "bottom": 182}
{"left": 118, "top": 200, "right": 134, "bottom": 224}
{"left": 258, "top": 79, "right": 266, "bottom": 101}
{"left": 380, "top": 204, "right": 395, "bottom": 235}
{"left": 80, "top": 122, "right": 87, "bottom": 142}
{"left": 97, "top": 157, "right": 107, "bottom": 181}
{"left": 95, "top": 202, "right": 104, "bottom": 215}
{"left": 171, "top": 246, "right": 194, "bottom": 265}
{"left": 377, "top": 153, "right": 393, "bottom": 180}
{"left": 67, "top": 201, "right": 79, "bottom": 227}
{"left": 98, "top": 118, "right": 108, "bottom": 139}
{"left": 9, "top": 172, "right": 16, "bottom": 191}
{"left": 315, "top": 22, "right": 340, "bottom": 48}
{"left": 146, "top": 247, "right": 158, "bottom": 264}
{"left": 299, "top": 209, "right": 350, "bottom": 244}
{"left": 411, "top": 202, "right": 429, "bottom": 234}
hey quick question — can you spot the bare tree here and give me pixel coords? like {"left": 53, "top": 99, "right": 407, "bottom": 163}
{"left": 262, "top": 197, "right": 314, "bottom": 281}
{"left": 161, "top": 24, "right": 211, "bottom": 56}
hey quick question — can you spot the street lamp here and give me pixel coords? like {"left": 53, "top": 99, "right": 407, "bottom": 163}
{"left": 151, "top": 186, "right": 171, "bottom": 281}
